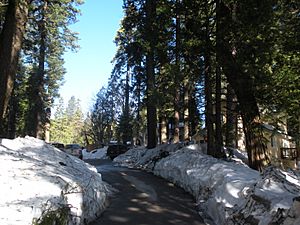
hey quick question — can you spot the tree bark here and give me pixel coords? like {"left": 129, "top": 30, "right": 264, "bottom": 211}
{"left": 204, "top": 57, "right": 214, "bottom": 156}
{"left": 217, "top": 1, "right": 270, "bottom": 170}
{"left": 145, "top": 0, "right": 157, "bottom": 149}
{"left": 122, "top": 63, "right": 131, "bottom": 143}
{"left": 215, "top": 0, "right": 225, "bottom": 158}
{"left": 225, "top": 84, "right": 237, "bottom": 148}
{"left": 26, "top": 2, "right": 47, "bottom": 139}
{"left": 173, "top": 0, "right": 181, "bottom": 143}
{"left": 159, "top": 116, "right": 168, "bottom": 144}
{"left": 7, "top": 87, "right": 17, "bottom": 139}
{"left": 0, "top": 0, "right": 29, "bottom": 136}
{"left": 215, "top": 65, "right": 225, "bottom": 157}
{"left": 183, "top": 78, "right": 189, "bottom": 141}
{"left": 189, "top": 88, "right": 198, "bottom": 136}
{"left": 204, "top": 0, "right": 214, "bottom": 156}
{"left": 135, "top": 67, "right": 142, "bottom": 144}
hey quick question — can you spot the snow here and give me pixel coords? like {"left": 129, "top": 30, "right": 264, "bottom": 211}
{"left": 114, "top": 144, "right": 300, "bottom": 225}
{"left": 2, "top": 137, "right": 300, "bottom": 225}
{"left": 82, "top": 147, "right": 108, "bottom": 160}
{"left": 0, "top": 137, "right": 112, "bottom": 225}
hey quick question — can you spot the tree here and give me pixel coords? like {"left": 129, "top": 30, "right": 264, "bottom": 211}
{"left": 144, "top": 0, "right": 157, "bottom": 149}
{"left": 25, "top": 0, "right": 48, "bottom": 138}
{"left": 66, "top": 97, "right": 84, "bottom": 143}
{"left": 215, "top": 0, "right": 224, "bottom": 157}
{"left": 21, "top": 0, "right": 81, "bottom": 138}
{"left": 118, "top": 67, "right": 133, "bottom": 144}
{"left": 216, "top": 1, "right": 275, "bottom": 170}
{"left": 0, "top": 0, "right": 30, "bottom": 135}
{"left": 225, "top": 84, "right": 237, "bottom": 148}
{"left": 6, "top": 64, "right": 30, "bottom": 138}
{"left": 265, "top": 1, "right": 300, "bottom": 150}
{"left": 50, "top": 96, "right": 84, "bottom": 145}
{"left": 89, "top": 75, "right": 124, "bottom": 145}
{"left": 95, "top": 0, "right": 299, "bottom": 172}
{"left": 203, "top": 0, "right": 214, "bottom": 156}
{"left": 172, "top": 0, "right": 182, "bottom": 143}
{"left": 50, "top": 97, "right": 68, "bottom": 142}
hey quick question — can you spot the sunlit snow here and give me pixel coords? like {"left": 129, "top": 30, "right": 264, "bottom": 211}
{"left": 0, "top": 137, "right": 111, "bottom": 225}
{"left": 114, "top": 144, "right": 300, "bottom": 225}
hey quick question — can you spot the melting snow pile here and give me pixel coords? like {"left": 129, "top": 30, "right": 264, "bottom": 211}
{"left": 82, "top": 147, "right": 108, "bottom": 160}
{"left": 114, "top": 144, "right": 300, "bottom": 225}
{"left": 0, "top": 137, "right": 111, "bottom": 225}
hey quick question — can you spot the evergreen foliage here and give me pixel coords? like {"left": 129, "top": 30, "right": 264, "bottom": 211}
{"left": 0, "top": 0, "right": 299, "bottom": 171}
{"left": 0, "top": 0, "right": 82, "bottom": 138}
{"left": 50, "top": 96, "right": 84, "bottom": 145}
{"left": 91, "top": 0, "right": 299, "bottom": 170}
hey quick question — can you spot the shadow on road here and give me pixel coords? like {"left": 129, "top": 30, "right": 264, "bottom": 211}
{"left": 86, "top": 159, "right": 205, "bottom": 225}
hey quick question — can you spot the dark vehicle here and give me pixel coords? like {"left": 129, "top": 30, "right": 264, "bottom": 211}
{"left": 107, "top": 144, "right": 128, "bottom": 160}
{"left": 65, "top": 144, "right": 83, "bottom": 159}
{"left": 50, "top": 142, "right": 65, "bottom": 150}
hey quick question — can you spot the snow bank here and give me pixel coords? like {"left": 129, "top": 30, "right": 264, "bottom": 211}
{"left": 115, "top": 143, "right": 186, "bottom": 170}
{"left": 0, "top": 137, "right": 111, "bottom": 225}
{"left": 114, "top": 144, "right": 300, "bottom": 225}
{"left": 82, "top": 146, "right": 108, "bottom": 160}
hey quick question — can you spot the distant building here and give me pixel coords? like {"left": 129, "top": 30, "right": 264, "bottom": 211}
{"left": 261, "top": 123, "right": 297, "bottom": 169}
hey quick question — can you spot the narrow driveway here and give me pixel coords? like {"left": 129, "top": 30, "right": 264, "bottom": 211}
{"left": 86, "top": 159, "right": 205, "bottom": 225}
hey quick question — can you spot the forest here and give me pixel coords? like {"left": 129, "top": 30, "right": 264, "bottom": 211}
{"left": 0, "top": 0, "right": 299, "bottom": 171}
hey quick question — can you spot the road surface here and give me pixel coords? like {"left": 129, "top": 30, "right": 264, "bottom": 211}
{"left": 86, "top": 159, "right": 205, "bottom": 225}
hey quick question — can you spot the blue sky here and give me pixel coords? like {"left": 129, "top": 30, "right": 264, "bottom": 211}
{"left": 60, "top": 0, "right": 123, "bottom": 113}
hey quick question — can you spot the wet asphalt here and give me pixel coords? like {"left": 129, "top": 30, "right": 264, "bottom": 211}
{"left": 85, "top": 159, "right": 205, "bottom": 225}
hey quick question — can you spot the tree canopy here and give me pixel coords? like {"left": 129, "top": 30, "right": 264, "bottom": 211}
{"left": 0, "top": 0, "right": 299, "bottom": 171}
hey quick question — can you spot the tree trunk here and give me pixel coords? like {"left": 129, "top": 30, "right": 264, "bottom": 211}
{"left": 204, "top": 1, "right": 214, "bottom": 156}
{"left": 217, "top": 1, "right": 270, "bottom": 171}
{"left": 225, "top": 84, "right": 237, "bottom": 148}
{"left": 183, "top": 78, "right": 189, "bottom": 141}
{"left": 189, "top": 87, "right": 198, "bottom": 136}
{"left": 135, "top": 67, "right": 142, "bottom": 145}
{"left": 204, "top": 58, "right": 214, "bottom": 156}
{"left": 215, "top": 65, "right": 225, "bottom": 157}
{"left": 0, "top": 0, "right": 29, "bottom": 136}
{"left": 26, "top": 3, "right": 47, "bottom": 139}
{"left": 297, "top": 117, "right": 300, "bottom": 163}
{"left": 173, "top": 0, "right": 181, "bottom": 143}
{"left": 7, "top": 87, "right": 17, "bottom": 139}
{"left": 145, "top": 0, "right": 157, "bottom": 149}
{"left": 215, "top": 0, "right": 225, "bottom": 158}
{"left": 160, "top": 116, "right": 167, "bottom": 144}
{"left": 122, "top": 63, "right": 131, "bottom": 143}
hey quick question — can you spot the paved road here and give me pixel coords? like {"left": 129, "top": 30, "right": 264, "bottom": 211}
{"left": 86, "top": 159, "right": 205, "bottom": 225}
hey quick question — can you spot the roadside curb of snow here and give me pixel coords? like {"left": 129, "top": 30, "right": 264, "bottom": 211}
{"left": 0, "top": 137, "right": 112, "bottom": 225}
{"left": 115, "top": 145, "right": 300, "bottom": 225}
{"left": 154, "top": 148, "right": 300, "bottom": 225}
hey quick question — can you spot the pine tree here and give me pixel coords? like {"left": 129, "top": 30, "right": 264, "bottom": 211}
{"left": 144, "top": 0, "right": 157, "bottom": 148}
{"left": 0, "top": 0, "right": 30, "bottom": 136}
{"left": 50, "top": 97, "right": 67, "bottom": 142}
{"left": 50, "top": 96, "right": 84, "bottom": 145}
{"left": 203, "top": 0, "right": 215, "bottom": 156}
{"left": 216, "top": 1, "right": 278, "bottom": 170}
{"left": 6, "top": 64, "right": 30, "bottom": 138}
{"left": 22, "top": 0, "right": 82, "bottom": 139}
